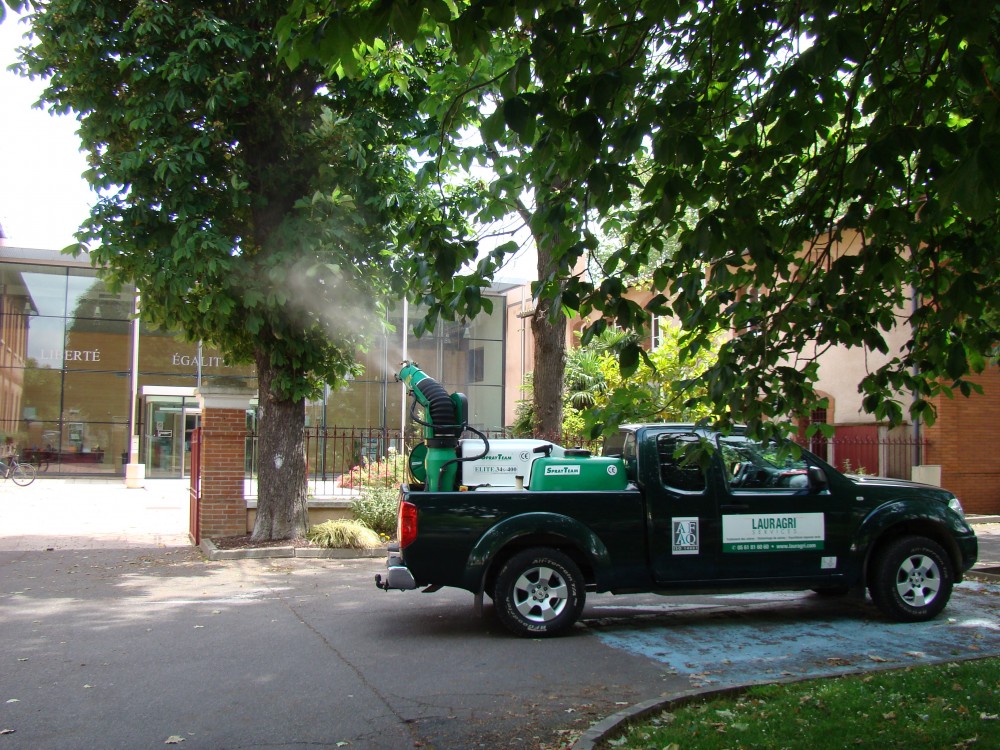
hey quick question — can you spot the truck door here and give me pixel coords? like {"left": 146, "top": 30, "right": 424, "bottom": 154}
{"left": 710, "top": 434, "right": 850, "bottom": 582}
{"left": 646, "top": 431, "right": 727, "bottom": 583}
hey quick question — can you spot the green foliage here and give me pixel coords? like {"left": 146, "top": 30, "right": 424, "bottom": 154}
{"left": 307, "top": 519, "right": 382, "bottom": 549}
{"left": 16, "top": 0, "right": 465, "bottom": 402}
{"left": 570, "top": 324, "right": 724, "bottom": 439}
{"left": 350, "top": 486, "right": 399, "bottom": 537}
{"left": 283, "top": 0, "right": 1000, "bottom": 443}
{"left": 513, "top": 324, "right": 722, "bottom": 442}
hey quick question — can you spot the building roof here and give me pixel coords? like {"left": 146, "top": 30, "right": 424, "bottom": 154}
{"left": 0, "top": 242, "right": 95, "bottom": 268}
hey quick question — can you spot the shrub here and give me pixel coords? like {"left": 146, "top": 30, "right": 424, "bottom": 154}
{"left": 307, "top": 520, "right": 382, "bottom": 549}
{"left": 351, "top": 486, "right": 399, "bottom": 537}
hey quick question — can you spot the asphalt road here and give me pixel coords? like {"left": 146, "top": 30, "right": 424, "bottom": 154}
{"left": 2, "top": 481, "right": 999, "bottom": 749}
{"left": 2, "top": 546, "right": 999, "bottom": 750}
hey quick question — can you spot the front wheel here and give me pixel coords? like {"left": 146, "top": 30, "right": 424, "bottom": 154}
{"left": 494, "top": 548, "right": 586, "bottom": 637}
{"left": 869, "top": 536, "right": 953, "bottom": 622}
{"left": 10, "top": 464, "right": 35, "bottom": 487}
{"left": 11, "top": 463, "right": 36, "bottom": 486}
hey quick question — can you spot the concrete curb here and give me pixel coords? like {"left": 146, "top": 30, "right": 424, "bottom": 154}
{"left": 198, "top": 537, "right": 386, "bottom": 561}
{"left": 968, "top": 568, "right": 1000, "bottom": 582}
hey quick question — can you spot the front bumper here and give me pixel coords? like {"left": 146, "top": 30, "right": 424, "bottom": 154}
{"left": 375, "top": 544, "right": 417, "bottom": 591}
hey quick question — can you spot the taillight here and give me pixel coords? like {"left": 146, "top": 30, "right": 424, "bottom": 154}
{"left": 398, "top": 501, "right": 418, "bottom": 549}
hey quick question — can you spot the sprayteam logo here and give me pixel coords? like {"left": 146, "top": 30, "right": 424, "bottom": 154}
{"left": 543, "top": 465, "right": 581, "bottom": 476}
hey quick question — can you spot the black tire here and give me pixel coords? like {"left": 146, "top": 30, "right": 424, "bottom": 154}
{"left": 11, "top": 463, "right": 36, "bottom": 486}
{"left": 494, "top": 547, "right": 586, "bottom": 637}
{"left": 869, "top": 535, "right": 953, "bottom": 622}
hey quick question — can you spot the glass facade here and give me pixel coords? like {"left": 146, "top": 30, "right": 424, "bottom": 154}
{"left": 0, "top": 248, "right": 509, "bottom": 476}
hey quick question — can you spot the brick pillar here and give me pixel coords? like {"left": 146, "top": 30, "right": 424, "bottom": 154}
{"left": 195, "top": 384, "right": 254, "bottom": 539}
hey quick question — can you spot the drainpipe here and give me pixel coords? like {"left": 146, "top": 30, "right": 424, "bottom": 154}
{"left": 400, "top": 298, "right": 408, "bottom": 454}
{"left": 911, "top": 287, "right": 922, "bottom": 468}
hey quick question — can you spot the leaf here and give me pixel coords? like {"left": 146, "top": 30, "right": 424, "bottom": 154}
{"left": 502, "top": 95, "right": 532, "bottom": 138}
{"left": 389, "top": 1, "right": 423, "bottom": 44}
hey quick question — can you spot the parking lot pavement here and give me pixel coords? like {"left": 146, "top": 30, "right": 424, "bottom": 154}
{"left": 2, "top": 545, "right": 998, "bottom": 750}
{"left": 1, "top": 479, "right": 998, "bottom": 749}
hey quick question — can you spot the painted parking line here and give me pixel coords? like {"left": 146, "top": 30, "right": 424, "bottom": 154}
{"left": 586, "top": 581, "right": 1000, "bottom": 688}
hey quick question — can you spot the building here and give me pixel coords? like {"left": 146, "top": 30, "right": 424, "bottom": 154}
{"left": 0, "top": 242, "right": 514, "bottom": 478}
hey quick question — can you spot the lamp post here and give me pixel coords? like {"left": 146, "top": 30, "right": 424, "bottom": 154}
{"left": 124, "top": 292, "right": 145, "bottom": 488}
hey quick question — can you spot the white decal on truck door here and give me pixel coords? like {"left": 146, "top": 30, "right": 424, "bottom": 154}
{"left": 672, "top": 517, "right": 700, "bottom": 555}
{"left": 722, "top": 513, "right": 825, "bottom": 552}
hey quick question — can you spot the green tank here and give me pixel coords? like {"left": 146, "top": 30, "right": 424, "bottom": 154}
{"left": 529, "top": 449, "right": 627, "bottom": 491}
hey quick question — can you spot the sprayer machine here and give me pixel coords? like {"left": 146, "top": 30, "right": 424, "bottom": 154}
{"left": 396, "top": 361, "right": 626, "bottom": 492}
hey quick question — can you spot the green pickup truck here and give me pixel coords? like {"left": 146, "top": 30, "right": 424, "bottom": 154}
{"left": 376, "top": 424, "right": 978, "bottom": 637}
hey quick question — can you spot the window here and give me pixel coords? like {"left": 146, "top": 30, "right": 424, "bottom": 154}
{"left": 467, "top": 346, "right": 485, "bottom": 383}
{"left": 719, "top": 435, "right": 811, "bottom": 491}
{"left": 657, "top": 433, "right": 706, "bottom": 492}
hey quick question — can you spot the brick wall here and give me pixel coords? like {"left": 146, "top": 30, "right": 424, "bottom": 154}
{"left": 924, "top": 366, "right": 1000, "bottom": 515}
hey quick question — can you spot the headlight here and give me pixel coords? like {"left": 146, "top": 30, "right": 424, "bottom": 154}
{"left": 948, "top": 497, "right": 966, "bottom": 520}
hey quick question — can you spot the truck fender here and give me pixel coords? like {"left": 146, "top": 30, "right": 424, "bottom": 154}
{"left": 853, "top": 500, "right": 969, "bottom": 581}
{"left": 460, "top": 512, "right": 612, "bottom": 595}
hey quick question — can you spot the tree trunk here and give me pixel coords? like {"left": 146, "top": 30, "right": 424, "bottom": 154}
{"left": 531, "top": 244, "right": 567, "bottom": 441}
{"left": 251, "top": 352, "right": 309, "bottom": 541}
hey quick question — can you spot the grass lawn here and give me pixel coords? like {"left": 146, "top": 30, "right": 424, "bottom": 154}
{"left": 604, "top": 657, "right": 999, "bottom": 749}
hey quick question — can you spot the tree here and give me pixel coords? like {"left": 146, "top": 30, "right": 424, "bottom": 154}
{"left": 16, "top": 0, "right": 471, "bottom": 539}
{"left": 283, "top": 0, "right": 1000, "bottom": 442}
{"left": 282, "top": 2, "right": 657, "bottom": 440}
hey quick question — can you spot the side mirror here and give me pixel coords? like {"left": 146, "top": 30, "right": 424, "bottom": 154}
{"left": 808, "top": 465, "right": 829, "bottom": 493}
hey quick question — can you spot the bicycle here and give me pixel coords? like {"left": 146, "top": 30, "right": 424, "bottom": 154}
{"left": 0, "top": 455, "right": 37, "bottom": 486}
{"left": 23, "top": 449, "right": 51, "bottom": 472}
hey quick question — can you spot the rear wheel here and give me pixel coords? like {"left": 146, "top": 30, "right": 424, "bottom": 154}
{"left": 494, "top": 547, "right": 585, "bottom": 637}
{"left": 869, "top": 536, "right": 953, "bottom": 622}
{"left": 11, "top": 463, "right": 36, "bottom": 486}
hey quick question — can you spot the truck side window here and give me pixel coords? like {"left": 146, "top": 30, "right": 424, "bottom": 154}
{"left": 719, "top": 436, "right": 811, "bottom": 492}
{"left": 603, "top": 431, "right": 626, "bottom": 457}
{"left": 657, "top": 433, "right": 706, "bottom": 492}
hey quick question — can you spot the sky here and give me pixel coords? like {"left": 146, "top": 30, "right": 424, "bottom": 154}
{"left": 0, "top": 10, "right": 96, "bottom": 249}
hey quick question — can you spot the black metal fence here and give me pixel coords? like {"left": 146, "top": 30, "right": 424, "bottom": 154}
{"left": 794, "top": 431, "right": 927, "bottom": 480}
{"left": 245, "top": 425, "right": 511, "bottom": 498}
{"left": 246, "top": 426, "right": 928, "bottom": 497}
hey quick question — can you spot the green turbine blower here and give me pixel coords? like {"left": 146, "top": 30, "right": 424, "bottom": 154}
{"left": 396, "top": 361, "right": 487, "bottom": 491}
